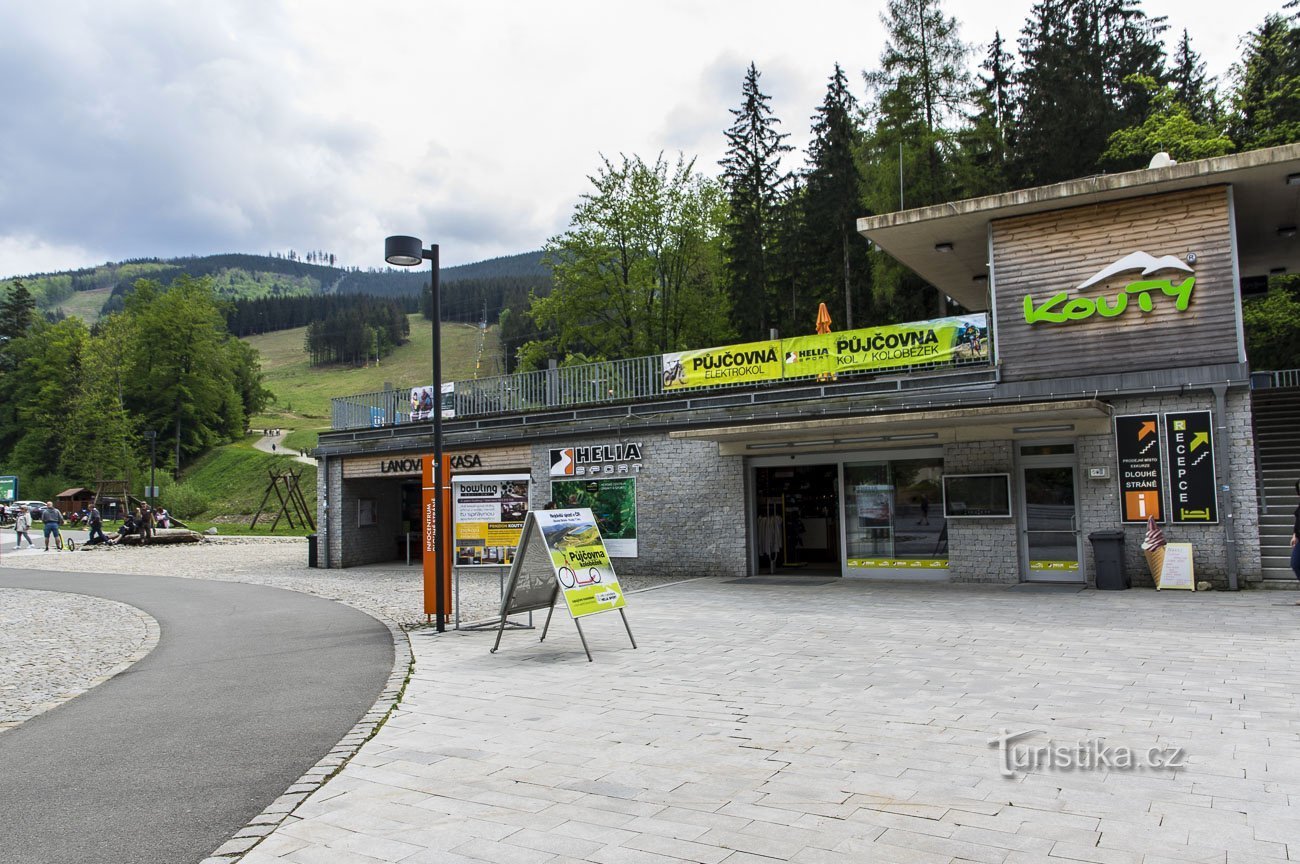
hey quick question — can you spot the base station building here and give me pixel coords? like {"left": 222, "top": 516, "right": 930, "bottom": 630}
{"left": 316, "top": 145, "right": 1300, "bottom": 590}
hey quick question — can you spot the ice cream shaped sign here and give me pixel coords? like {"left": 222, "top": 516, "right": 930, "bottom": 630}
{"left": 1023, "top": 251, "right": 1196, "bottom": 325}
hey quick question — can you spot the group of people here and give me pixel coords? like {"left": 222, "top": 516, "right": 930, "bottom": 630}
{"left": 8, "top": 501, "right": 173, "bottom": 550}
{"left": 7, "top": 501, "right": 91, "bottom": 551}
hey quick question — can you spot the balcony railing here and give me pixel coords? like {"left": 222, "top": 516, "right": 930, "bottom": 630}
{"left": 331, "top": 349, "right": 993, "bottom": 431}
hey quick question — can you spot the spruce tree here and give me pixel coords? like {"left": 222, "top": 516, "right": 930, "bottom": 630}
{"left": 865, "top": 0, "right": 970, "bottom": 206}
{"left": 955, "top": 32, "right": 1016, "bottom": 198}
{"left": 1170, "top": 29, "right": 1214, "bottom": 123}
{"left": 1230, "top": 8, "right": 1300, "bottom": 150}
{"left": 1012, "top": 0, "right": 1167, "bottom": 186}
{"left": 803, "top": 64, "right": 871, "bottom": 330}
{"left": 719, "top": 63, "right": 792, "bottom": 340}
{"left": 0, "top": 278, "right": 36, "bottom": 342}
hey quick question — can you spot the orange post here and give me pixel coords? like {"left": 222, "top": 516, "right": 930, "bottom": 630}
{"left": 421, "top": 455, "right": 454, "bottom": 618}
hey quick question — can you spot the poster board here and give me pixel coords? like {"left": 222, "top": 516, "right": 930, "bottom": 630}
{"left": 1114, "top": 414, "right": 1164, "bottom": 523}
{"left": 549, "top": 477, "right": 638, "bottom": 557}
{"left": 1164, "top": 410, "right": 1217, "bottom": 524}
{"left": 942, "top": 474, "right": 1012, "bottom": 518}
{"left": 497, "top": 514, "right": 561, "bottom": 616}
{"left": 0, "top": 475, "right": 16, "bottom": 500}
{"left": 493, "top": 508, "right": 634, "bottom": 661}
{"left": 453, "top": 474, "right": 529, "bottom": 566}
{"left": 1157, "top": 542, "right": 1195, "bottom": 590}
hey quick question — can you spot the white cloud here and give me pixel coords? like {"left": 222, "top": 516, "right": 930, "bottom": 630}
{"left": 0, "top": 0, "right": 1282, "bottom": 279}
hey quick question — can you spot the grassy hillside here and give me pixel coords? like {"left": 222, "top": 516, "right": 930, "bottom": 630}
{"left": 13, "top": 251, "right": 545, "bottom": 316}
{"left": 179, "top": 438, "right": 316, "bottom": 535}
{"left": 246, "top": 314, "right": 503, "bottom": 421}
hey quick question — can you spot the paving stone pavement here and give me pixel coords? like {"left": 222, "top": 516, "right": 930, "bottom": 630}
{"left": 6, "top": 537, "right": 683, "bottom": 627}
{"left": 218, "top": 578, "right": 1300, "bottom": 864}
{"left": 0, "top": 587, "right": 157, "bottom": 732}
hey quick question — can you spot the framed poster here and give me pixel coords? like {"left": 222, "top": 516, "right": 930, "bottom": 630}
{"left": 549, "top": 477, "right": 638, "bottom": 557}
{"left": 941, "top": 474, "right": 1012, "bottom": 518}
{"left": 453, "top": 474, "right": 529, "bottom": 566}
{"left": 357, "top": 498, "right": 377, "bottom": 527}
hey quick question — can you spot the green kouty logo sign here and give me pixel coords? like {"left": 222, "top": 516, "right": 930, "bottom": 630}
{"left": 1023, "top": 251, "right": 1196, "bottom": 325}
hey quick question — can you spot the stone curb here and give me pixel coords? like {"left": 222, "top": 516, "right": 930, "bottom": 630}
{"left": 198, "top": 600, "right": 414, "bottom": 864}
{"left": 0, "top": 592, "right": 160, "bottom": 734}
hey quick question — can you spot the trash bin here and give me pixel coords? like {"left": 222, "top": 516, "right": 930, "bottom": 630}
{"left": 1088, "top": 530, "right": 1128, "bottom": 590}
{"left": 307, "top": 533, "right": 318, "bottom": 568}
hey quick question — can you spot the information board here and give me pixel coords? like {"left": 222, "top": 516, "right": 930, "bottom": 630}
{"left": 0, "top": 475, "right": 16, "bottom": 500}
{"left": 1164, "top": 410, "right": 1218, "bottom": 523}
{"left": 549, "top": 477, "right": 638, "bottom": 557}
{"left": 1158, "top": 542, "right": 1195, "bottom": 590}
{"left": 1114, "top": 414, "right": 1164, "bottom": 523}
{"left": 493, "top": 508, "right": 634, "bottom": 661}
{"left": 453, "top": 474, "right": 529, "bottom": 566}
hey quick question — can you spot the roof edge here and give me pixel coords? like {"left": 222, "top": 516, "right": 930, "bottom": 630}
{"left": 857, "top": 143, "right": 1300, "bottom": 233}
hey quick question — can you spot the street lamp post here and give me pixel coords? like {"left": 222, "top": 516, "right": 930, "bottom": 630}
{"left": 145, "top": 430, "right": 158, "bottom": 510}
{"left": 384, "top": 235, "right": 447, "bottom": 632}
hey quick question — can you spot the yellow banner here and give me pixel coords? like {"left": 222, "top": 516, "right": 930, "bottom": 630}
{"left": 662, "top": 339, "right": 782, "bottom": 390}
{"left": 662, "top": 315, "right": 987, "bottom": 390}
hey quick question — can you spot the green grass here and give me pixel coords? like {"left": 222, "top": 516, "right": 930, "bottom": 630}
{"left": 244, "top": 315, "right": 502, "bottom": 421}
{"left": 178, "top": 439, "right": 316, "bottom": 534}
{"left": 53, "top": 286, "right": 114, "bottom": 324}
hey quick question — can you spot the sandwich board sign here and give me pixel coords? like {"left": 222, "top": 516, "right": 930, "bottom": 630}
{"left": 1157, "top": 542, "right": 1195, "bottom": 590}
{"left": 490, "top": 507, "right": 636, "bottom": 662}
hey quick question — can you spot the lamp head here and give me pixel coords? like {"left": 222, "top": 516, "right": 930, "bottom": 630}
{"left": 385, "top": 235, "right": 425, "bottom": 267}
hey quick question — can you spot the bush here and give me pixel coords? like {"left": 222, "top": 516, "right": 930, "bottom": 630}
{"left": 161, "top": 481, "right": 209, "bottom": 520}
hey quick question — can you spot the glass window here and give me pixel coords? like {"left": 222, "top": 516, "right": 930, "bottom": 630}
{"left": 1019, "top": 443, "right": 1074, "bottom": 456}
{"left": 843, "top": 458, "right": 946, "bottom": 567}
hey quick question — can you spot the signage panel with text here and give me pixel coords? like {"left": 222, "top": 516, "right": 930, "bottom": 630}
{"left": 1164, "top": 410, "right": 1218, "bottom": 524}
{"left": 1114, "top": 414, "right": 1164, "bottom": 523}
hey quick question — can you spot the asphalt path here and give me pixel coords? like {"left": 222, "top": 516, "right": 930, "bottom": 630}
{"left": 0, "top": 568, "right": 394, "bottom": 864}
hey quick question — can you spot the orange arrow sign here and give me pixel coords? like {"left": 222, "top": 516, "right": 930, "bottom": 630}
{"left": 1138, "top": 421, "right": 1156, "bottom": 440}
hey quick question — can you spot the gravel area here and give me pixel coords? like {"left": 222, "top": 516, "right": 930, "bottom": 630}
{"left": 0, "top": 587, "right": 158, "bottom": 732}
{"left": 6, "top": 537, "right": 691, "bottom": 627}
{"left": 1, "top": 537, "right": 688, "bottom": 734}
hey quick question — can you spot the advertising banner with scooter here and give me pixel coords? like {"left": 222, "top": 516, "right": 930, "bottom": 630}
{"left": 532, "top": 508, "right": 626, "bottom": 618}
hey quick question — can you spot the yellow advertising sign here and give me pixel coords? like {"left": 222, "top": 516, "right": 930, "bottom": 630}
{"left": 662, "top": 339, "right": 782, "bottom": 390}
{"left": 537, "top": 509, "right": 627, "bottom": 618}
{"left": 661, "top": 315, "right": 987, "bottom": 390}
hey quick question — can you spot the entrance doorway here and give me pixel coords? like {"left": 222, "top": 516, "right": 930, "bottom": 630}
{"left": 1018, "top": 445, "right": 1083, "bottom": 582}
{"left": 754, "top": 464, "right": 840, "bottom": 574}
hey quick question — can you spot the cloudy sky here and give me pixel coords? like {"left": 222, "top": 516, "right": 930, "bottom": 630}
{"left": 0, "top": 0, "right": 1283, "bottom": 278}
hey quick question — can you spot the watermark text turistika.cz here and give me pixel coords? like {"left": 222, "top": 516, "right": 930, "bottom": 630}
{"left": 989, "top": 729, "right": 1187, "bottom": 778}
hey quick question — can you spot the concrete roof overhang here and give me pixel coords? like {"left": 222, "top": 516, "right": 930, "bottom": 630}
{"left": 857, "top": 144, "right": 1300, "bottom": 311}
{"left": 670, "top": 398, "right": 1111, "bottom": 457}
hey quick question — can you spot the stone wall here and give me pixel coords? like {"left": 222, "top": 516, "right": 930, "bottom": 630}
{"left": 530, "top": 434, "right": 748, "bottom": 580}
{"left": 1077, "top": 388, "right": 1258, "bottom": 588}
{"left": 326, "top": 475, "right": 407, "bottom": 569}
{"left": 942, "top": 440, "right": 1020, "bottom": 583}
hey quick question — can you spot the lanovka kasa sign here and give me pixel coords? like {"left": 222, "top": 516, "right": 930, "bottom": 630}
{"left": 1022, "top": 251, "right": 1196, "bottom": 325}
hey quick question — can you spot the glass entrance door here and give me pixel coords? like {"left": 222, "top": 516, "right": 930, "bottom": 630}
{"left": 1020, "top": 463, "right": 1082, "bottom": 582}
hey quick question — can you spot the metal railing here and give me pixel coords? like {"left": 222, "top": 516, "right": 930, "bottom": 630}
{"left": 331, "top": 349, "right": 994, "bottom": 431}
{"left": 1265, "top": 368, "right": 1300, "bottom": 389}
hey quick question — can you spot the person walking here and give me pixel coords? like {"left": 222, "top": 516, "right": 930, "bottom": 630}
{"left": 14, "top": 505, "right": 34, "bottom": 549}
{"left": 87, "top": 503, "right": 106, "bottom": 545}
{"left": 1291, "top": 480, "right": 1299, "bottom": 603}
{"left": 40, "top": 502, "right": 64, "bottom": 551}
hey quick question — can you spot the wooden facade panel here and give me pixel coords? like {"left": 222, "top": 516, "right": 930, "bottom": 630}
{"left": 991, "top": 187, "right": 1241, "bottom": 382}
